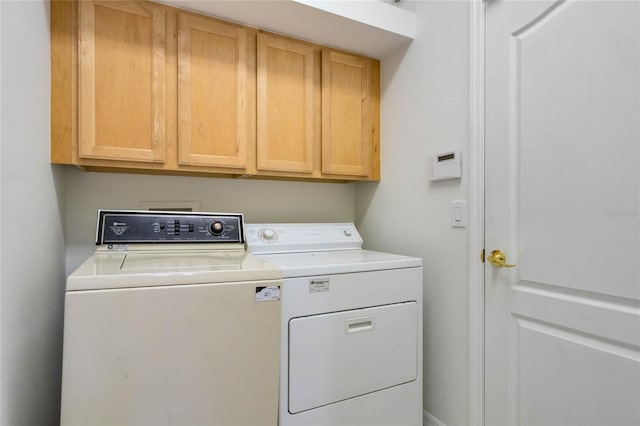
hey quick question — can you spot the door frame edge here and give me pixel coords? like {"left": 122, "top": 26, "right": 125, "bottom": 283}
{"left": 468, "top": 1, "right": 486, "bottom": 425}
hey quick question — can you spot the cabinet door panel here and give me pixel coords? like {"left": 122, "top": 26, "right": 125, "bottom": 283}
{"left": 257, "top": 34, "right": 315, "bottom": 173}
{"left": 78, "top": 1, "right": 165, "bottom": 162}
{"left": 178, "top": 14, "right": 248, "bottom": 169}
{"left": 322, "top": 50, "right": 371, "bottom": 177}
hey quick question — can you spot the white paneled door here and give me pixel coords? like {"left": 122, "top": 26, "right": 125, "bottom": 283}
{"left": 485, "top": 1, "right": 640, "bottom": 425}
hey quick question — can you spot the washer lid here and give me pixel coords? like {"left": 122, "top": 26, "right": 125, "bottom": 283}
{"left": 255, "top": 249, "right": 422, "bottom": 278}
{"left": 66, "top": 251, "right": 281, "bottom": 291}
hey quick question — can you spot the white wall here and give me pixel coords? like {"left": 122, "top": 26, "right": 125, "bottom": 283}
{"left": 0, "top": 1, "right": 67, "bottom": 424}
{"left": 356, "top": 1, "right": 471, "bottom": 425}
{"left": 65, "top": 169, "right": 355, "bottom": 272}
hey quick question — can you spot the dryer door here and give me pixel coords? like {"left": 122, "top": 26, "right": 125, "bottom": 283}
{"left": 288, "top": 301, "right": 418, "bottom": 414}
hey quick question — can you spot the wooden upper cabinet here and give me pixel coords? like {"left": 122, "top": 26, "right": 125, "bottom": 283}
{"left": 52, "top": 1, "right": 380, "bottom": 181}
{"left": 177, "top": 14, "right": 249, "bottom": 169}
{"left": 321, "top": 49, "right": 374, "bottom": 177}
{"left": 256, "top": 33, "right": 316, "bottom": 174}
{"left": 78, "top": 1, "right": 166, "bottom": 162}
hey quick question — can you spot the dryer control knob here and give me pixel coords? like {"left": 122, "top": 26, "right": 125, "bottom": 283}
{"left": 344, "top": 230, "right": 352, "bottom": 237}
{"left": 260, "top": 228, "right": 277, "bottom": 242}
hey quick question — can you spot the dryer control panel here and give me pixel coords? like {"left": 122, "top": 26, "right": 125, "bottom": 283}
{"left": 245, "top": 223, "right": 362, "bottom": 254}
{"left": 96, "top": 210, "right": 244, "bottom": 245}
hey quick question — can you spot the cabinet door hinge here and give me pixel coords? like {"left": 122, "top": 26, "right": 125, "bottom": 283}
{"left": 480, "top": 249, "right": 485, "bottom": 263}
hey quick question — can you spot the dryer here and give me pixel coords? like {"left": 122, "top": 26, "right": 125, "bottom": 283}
{"left": 246, "top": 223, "right": 423, "bottom": 426}
{"left": 61, "top": 210, "right": 282, "bottom": 426}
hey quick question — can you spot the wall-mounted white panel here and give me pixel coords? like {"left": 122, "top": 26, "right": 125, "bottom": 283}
{"left": 157, "top": 0, "right": 415, "bottom": 58}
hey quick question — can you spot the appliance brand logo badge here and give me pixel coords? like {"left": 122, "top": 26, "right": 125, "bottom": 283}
{"left": 309, "top": 278, "right": 330, "bottom": 293}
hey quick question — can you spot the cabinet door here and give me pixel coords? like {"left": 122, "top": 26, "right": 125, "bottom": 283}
{"left": 321, "top": 50, "right": 372, "bottom": 177}
{"left": 257, "top": 34, "right": 315, "bottom": 173}
{"left": 78, "top": 1, "right": 165, "bottom": 163}
{"left": 177, "top": 14, "right": 249, "bottom": 169}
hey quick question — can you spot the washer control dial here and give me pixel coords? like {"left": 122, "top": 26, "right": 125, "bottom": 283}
{"left": 210, "top": 221, "right": 224, "bottom": 235}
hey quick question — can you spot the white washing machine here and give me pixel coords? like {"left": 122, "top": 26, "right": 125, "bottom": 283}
{"left": 60, "top": 210, "right": 282, "bottom": 426}
{"left": 246, "top": 223, "right": 423, "bottom": 426}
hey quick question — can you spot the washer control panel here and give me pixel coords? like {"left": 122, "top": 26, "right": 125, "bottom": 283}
{"left": 96, "top": 210, "right": 244, "bottom": 245}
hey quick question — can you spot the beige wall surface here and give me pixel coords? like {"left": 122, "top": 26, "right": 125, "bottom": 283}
{"left": 64, "top": 168, "right": 356, "bottom": 273}
{"left": 0, "top": 1, "right": 67, "bottom": 423}
{"left": 356, "top": 2, "right": 471, "bottom": 425}
{"left": 0, "top": 1, "right": 474, "bottom": 425}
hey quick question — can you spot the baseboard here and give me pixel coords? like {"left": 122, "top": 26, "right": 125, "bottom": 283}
{"left": 423, "top": 410, "right": 446, "bottom": 426}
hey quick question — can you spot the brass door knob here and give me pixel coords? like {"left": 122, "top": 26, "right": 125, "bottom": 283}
{"left": 487, "top": 249, "right": 516, "bottom": 268}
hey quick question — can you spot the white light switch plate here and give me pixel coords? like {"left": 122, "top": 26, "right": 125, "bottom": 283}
{"left": 451, "top": 200, "right": 467, "bottom": 228}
